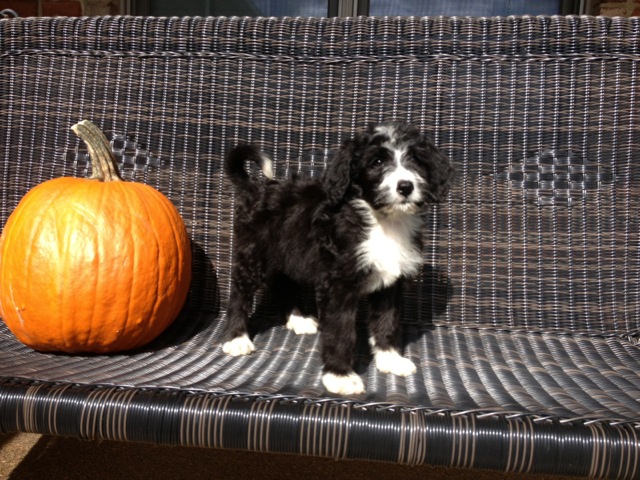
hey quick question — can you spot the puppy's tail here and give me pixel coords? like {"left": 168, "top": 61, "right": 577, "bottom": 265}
{"left": 225, "top": 144, "right": 274, "bottom": 189}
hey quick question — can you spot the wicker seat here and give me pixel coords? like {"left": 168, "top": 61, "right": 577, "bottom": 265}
{"left": 1, "top": 15, "right": 639, "bottom": 478}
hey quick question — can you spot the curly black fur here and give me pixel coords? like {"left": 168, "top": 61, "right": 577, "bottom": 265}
{"left": 223, "top": 122, "right": 453, "bottom": 395}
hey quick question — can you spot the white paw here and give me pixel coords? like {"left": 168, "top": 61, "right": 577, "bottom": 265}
{"left": 374, "top": 349, "right": 417, "bottom": 377}
{"left": 222, "top": 334, "right": 256, "bottom": 356}
{"left": 322, "top": 372, "right": 365, "bottom": 395}
{"left": 286, "top": 313, "right": 319, "bottom": 335}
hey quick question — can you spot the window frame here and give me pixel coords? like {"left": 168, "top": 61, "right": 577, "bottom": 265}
{"left": 129, "top": 0, "right": 587, "bottom": 17}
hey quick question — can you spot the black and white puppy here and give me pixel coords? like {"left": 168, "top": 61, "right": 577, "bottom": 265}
{"left": 222, "top": 122, "right": 453, "bottom": 395}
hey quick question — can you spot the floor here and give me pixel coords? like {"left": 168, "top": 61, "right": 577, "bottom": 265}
{"left": 0, "top": 433, "right": 581, "bottom": 480}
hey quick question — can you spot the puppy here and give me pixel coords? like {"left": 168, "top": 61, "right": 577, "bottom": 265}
{"left": 222, "top": 122, "right": 453, "bottom": 395}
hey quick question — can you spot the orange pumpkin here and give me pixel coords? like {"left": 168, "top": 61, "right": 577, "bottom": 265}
{"left": 0, "top": 120, "right": 192, "bottom": 353}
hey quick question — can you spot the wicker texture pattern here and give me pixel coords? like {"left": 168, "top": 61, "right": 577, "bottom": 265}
{"left": 1, "top": 15, "right": 640, "bottom": 478}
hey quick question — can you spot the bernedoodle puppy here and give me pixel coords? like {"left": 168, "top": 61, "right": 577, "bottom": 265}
{"left": 222, "top": 122, "right": 453, "bottom": 395}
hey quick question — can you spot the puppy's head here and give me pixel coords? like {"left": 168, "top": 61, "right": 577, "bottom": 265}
{"left": 323, "top": 122, "right": 454, "bottom": 214}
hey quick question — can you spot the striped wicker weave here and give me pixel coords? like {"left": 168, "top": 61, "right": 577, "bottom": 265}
{"left": 1, "top": 15, "right": 639, "bottom": 478}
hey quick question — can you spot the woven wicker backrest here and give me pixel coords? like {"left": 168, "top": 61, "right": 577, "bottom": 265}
{"left": 2, "top": 16, "right": 638, "bottom": 338}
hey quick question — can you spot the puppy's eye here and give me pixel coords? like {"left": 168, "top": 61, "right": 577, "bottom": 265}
{"left": 370, "top": 158, "right": 385, "bottom": 167}
{"left": 406, "top": 154, "right": 423, "bottom": 167}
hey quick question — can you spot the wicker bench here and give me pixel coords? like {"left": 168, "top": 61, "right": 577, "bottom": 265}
{"left": 1, "top": 15, "right": 639, "bottom": 478}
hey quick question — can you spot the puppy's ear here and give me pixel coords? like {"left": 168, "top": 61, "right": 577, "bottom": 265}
{"left": 322, "top": 137, "right": 357, "bottom": 206}
{"left": 420, "top": 140, "right": 455, "bottom": 203}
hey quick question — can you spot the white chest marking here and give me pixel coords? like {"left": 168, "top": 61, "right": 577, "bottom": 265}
{"left": 354, "top": 201, "right": 422, "bottom": 293}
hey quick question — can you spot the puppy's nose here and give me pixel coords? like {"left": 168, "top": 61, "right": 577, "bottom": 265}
{"left": 397, "top": 180, "right": 414, "bottom": 197}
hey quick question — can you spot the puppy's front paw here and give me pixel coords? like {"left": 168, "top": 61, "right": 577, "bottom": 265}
{"left": 222, "top": 334, "right": 256, "bottom": 356}
{"left": 374, "top": 349, "right": 417, "bottom": 377}
{"left": 322, "top": 372, "right": 365, "bottom": 395}
{"left": 286, "top": 313, "right": 319, "bottom": 335}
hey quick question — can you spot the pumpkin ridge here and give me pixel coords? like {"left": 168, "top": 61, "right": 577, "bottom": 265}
{"left": 53, "top": 179, "right": 87, "bottom": 350}
{"left": 0, "top": 237, "right": 5, "bottom": 322}
{"left": 23, "top": 183, "right": 70, "bottom": 348}
{"left": 122, "top": 182, "right": 159, "bottom": 349}
{"left": 3, "top": 186, "right": 42, "bottom": 345}
{"left": 146, "top": 185, "right": 191, "bottom": 321}
{"left": 89, "top": 182, "right": 104, "bottom": 348}
{"left": 142, "top": 185, "right": 166, "bottom": 339}
{"left": 113, "top": 184, "right": 136, "bottom": 350}
{"left": 57, "top": 188, "right": 75, "bottom": 351}
{"left": 135, "top": 181, "right": 190, "bottom": 343}
{"left": 97, "top": 182, "right": 140, "bottom": 351}
{"left": 103, "top": 182, "right": 136, "bottom": 350}
{"left": 53, "top": 181, "right": 100, "bottom": 351}
{"left": 0, "top": 203, "right": 23, "bottom": 326}
{"left": 84, "top": 181, "right": 110, "bottom": 350}
{"left": 161, "top": 193, "right": 188, "bottom": 321}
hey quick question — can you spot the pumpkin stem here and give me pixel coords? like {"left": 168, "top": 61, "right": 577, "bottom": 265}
{"left": 71, "top": 120, "right": 123, "bottom": 182}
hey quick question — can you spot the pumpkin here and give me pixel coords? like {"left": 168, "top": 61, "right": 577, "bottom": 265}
{"left": 0, "top": 120, "right": 192, "bottom": 353}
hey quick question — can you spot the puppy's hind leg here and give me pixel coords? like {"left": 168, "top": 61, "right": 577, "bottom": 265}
{"left": 272, "top": 274, "right": 319, "bottom": 335}
{"left": 222, "top": 262, "right": 260, "bottom": 356}
{"left": 286, "top": 306, "right": 319, "bottom": 335}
